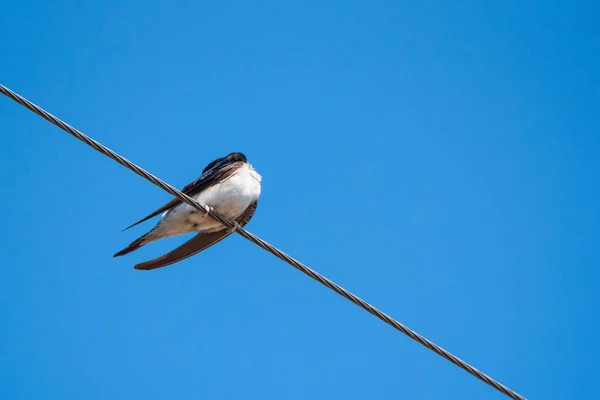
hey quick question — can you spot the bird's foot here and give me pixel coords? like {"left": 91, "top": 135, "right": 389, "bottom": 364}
{"left": 202, "top": 205, "right": 213, "bottom": 215}
{"left": 228, "top": 221, "right": 240, "bottom": 233}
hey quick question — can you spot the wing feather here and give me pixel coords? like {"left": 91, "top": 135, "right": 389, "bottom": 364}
{"left": 134, "top": 230, "right": 231, "bottom": 270}
{"left": 134, "top": 199, "right": 259, "bottom": 270}
{"left": 122, "top": 161, "right": 244, "bottom": 231}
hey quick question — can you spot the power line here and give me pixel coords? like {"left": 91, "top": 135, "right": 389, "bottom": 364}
{"left": 0, "top": 83, "right": 526, "bottom": 400}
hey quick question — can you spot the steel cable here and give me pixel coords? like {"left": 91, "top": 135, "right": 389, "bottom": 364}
{"left": 1, "top": 84, "right": 526, "bottom": 400}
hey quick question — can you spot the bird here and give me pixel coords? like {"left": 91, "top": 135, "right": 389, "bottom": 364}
{"left": 113, "top": 152, "right": 262, "bottom": 270}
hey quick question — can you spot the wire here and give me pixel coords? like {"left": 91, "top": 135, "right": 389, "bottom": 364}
{"left": 1, "top": 83, "right": 526, "bottom": 400}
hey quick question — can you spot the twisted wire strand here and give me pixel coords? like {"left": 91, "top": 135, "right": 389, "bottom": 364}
{"left": 0, "top": 84, "right": 526, "bottom": 400}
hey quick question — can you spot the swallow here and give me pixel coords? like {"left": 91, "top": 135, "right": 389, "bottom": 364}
{"left": 114, "top": 152, "right": 262, "bottom": 270}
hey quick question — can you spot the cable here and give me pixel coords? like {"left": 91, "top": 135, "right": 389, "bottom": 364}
{"left": 1, "top": 84, "right": 526, "bottom": 400}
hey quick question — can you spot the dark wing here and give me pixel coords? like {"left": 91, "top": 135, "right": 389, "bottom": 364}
{"left": 122, "top": 161, "right": 245, "bottom": 231}
{"left": 134, "top": 199, "right": 259, "bottom": 271}
{"left": 134, "top": 230, "right": 232, "bottom": 270}
{"left": 235, "top": 198, "right": 258, "bottom": 227}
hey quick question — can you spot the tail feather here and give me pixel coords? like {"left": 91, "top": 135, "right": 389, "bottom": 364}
{"left": 114, "top": 233, "right": 152, "bottom": 257}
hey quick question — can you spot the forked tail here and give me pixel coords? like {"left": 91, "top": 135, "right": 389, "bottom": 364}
{"left": 113, "top": 232, "right": 154, "bottom": 257}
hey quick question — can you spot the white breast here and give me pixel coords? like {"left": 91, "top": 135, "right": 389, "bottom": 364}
{"left": 158, "top": 163, "right": 261, "bottom": 236}
{"left": 195, "top": 163, "right": 261, "bottom": 219}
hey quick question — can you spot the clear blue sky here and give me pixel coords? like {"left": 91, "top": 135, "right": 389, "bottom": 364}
{"left": 1, "top": 1, "right": 598, "bottom": 399}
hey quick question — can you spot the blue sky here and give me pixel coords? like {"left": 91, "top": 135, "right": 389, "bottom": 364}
{"left": 1, "top": 1, "right": 598, "bottom": 399}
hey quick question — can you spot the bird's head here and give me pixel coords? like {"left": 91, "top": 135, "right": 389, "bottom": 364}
{"left": 202, "top": 152, "right": 247, "bottom": 174}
